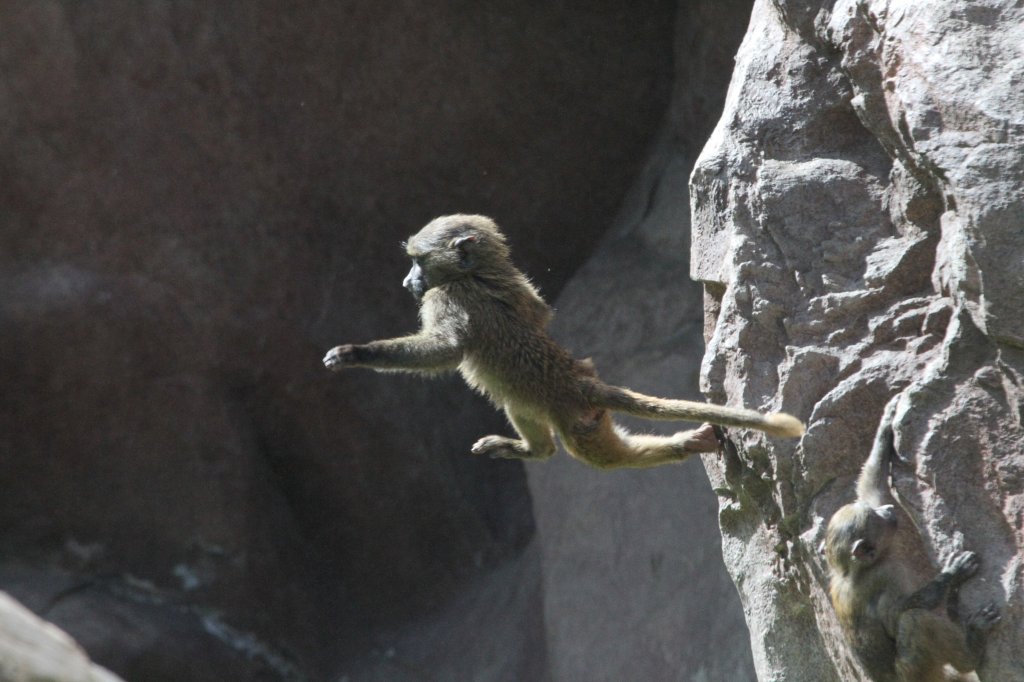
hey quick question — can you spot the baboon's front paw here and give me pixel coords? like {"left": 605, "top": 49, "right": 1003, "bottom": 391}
{"left": 970, "top": 603, "right": 1002, "bottom": 631}
{"left": 946, "top": 551, "right": 980, "bottom": 580}
{"left": 323, "top": 344, "right": 357, "bottom": 370}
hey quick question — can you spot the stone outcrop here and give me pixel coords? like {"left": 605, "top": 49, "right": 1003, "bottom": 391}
{"left": 690, "top": 1, "right": 1024, "bottom": 679}
{"left": 0, "top": 591, "right": 123, "bottom": 682}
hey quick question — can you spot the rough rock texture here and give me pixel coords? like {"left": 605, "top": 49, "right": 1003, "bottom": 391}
{"left": 0, "top": 591, "right": 123, "bottom": 682}
{"left": 690, "top": 1, "right": 1024, "bottom": 680}
{"left": 0, "top": 2, "right": 676, "bottom": 679}
{"left": 527, "top": 2, "right": 756, "bottom": 680}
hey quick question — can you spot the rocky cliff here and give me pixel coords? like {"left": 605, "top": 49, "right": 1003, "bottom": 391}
{"left": 690, "top": 1, "right": 1023, "bottom": 679}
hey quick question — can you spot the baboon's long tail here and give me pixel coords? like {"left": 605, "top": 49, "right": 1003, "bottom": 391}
{"left": 592, "top": 383, "right": 805, "bottom": 438}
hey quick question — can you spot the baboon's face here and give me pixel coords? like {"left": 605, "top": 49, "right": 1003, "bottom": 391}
{"left": 826, "top": 503, "right": 898, "bottom": 576}
{"left": 401, "top": 215, "right": 501, "bottom": 301}
{"left": 402, "top": 256, "right": 430, "bottom": 301}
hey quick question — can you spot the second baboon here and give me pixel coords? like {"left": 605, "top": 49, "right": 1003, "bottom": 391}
{"left": 324, "top": 214, "right": 804, "bottom": 470}
{"left": 824, "top": 399, "right": 1000, "bottom": 681}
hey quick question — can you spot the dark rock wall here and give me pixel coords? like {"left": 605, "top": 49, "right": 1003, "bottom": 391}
{"left": 0, "top": 2, "right": 678, "bottom": 680}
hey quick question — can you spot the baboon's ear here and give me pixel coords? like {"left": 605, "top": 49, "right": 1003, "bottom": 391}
{"left": 450, "top": 234, "right": 477, "bottom": 267}
{"left": 450, "top": 234, "right": 477, "bottom": 250}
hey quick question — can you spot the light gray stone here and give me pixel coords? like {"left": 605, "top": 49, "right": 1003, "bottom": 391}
{"left": 0, "top": 592, "right": 123, "bottom": 682}
{"left": 691, "top": 1, "right": 1024, "bottom": 679}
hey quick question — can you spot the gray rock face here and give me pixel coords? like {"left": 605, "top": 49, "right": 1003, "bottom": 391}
{"left": 690, "top": 1, "right": 1024, "bottom": 680}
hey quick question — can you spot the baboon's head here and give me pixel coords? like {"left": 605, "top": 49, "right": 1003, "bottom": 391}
{"left": 402, "top": 214, "right": 511, "bottom": 301}
{"left": 825, "top": 502, "right": 898, "bottom": 578}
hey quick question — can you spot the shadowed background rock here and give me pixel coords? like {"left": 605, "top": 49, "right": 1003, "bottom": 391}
{"left": 0, "top": 1, "right": 754, "bottom": 680}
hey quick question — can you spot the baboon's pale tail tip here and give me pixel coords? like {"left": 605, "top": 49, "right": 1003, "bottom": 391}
{"left": 764, "top": 413, "right": 805, "bottom": 438}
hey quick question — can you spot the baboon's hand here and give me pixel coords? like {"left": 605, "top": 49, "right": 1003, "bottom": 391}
{"left": 945, "top": 551, "right": 980, "bottom": 583}
{"left": 323, "top": 344, "right": 359, "bottom": 371}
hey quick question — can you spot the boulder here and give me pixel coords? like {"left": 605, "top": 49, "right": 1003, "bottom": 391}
{"left": 0, "top": 591, "right": 122, "bottom": 682}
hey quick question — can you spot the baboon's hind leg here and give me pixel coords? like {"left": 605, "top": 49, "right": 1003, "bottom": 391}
{"left": 560, "top": 410, "right": 719, "bottom": 470}
{"left": 471, "top": 410, "right": 556, "bottom": 461}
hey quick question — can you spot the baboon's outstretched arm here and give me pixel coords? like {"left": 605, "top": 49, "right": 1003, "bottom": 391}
{"left": 856, "top": 396, "right": 900, "bottom": 508}
{"left": 323, "top": 334, "right": 462, "bottom": 373}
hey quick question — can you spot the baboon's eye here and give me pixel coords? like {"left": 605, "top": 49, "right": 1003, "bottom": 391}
{"left": 851, "top": 539, "right": 875, "bottom": 561}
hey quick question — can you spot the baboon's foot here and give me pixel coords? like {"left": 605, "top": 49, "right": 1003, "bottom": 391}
{"left": 674, "top": 423, "right": 722, "bottom": 453}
